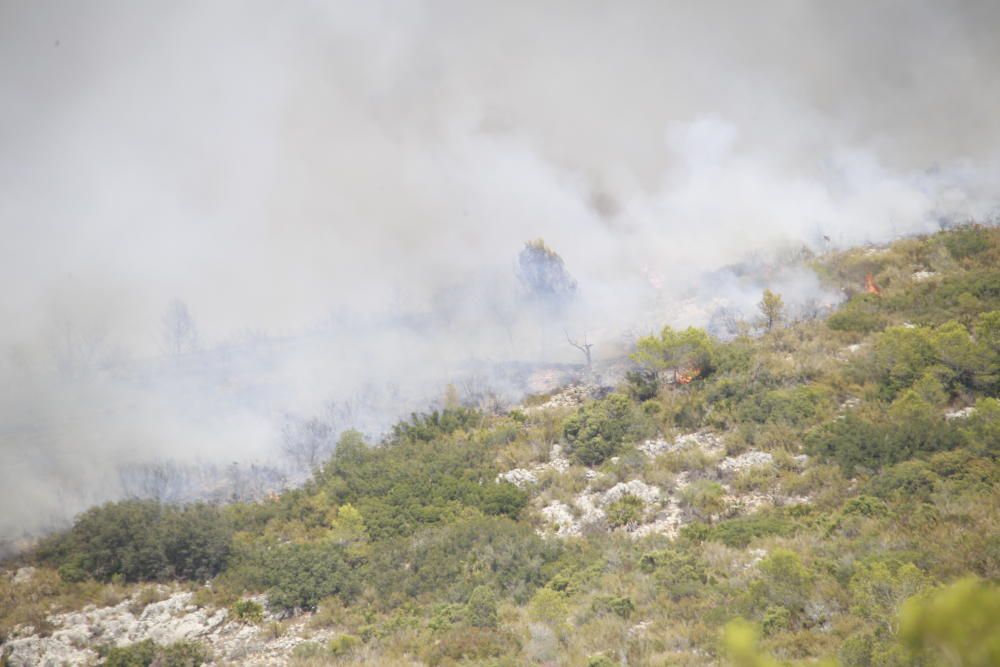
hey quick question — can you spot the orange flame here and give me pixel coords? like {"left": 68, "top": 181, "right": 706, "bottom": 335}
{"left": 676, "top": 368, "right": 701, "bottom": 385}
{"left": 865, "top": 272, "right": 882, "bottom": 296}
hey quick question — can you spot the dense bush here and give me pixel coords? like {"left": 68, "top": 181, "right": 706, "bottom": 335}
{"left": 698, "top": 512, "right": 797, "bottom": 548}
{"left": 390, "top": 407, "right": 483, "bottom": 443}
{"left": 368, "top": 515, "right": 559, "bottom": 608}
{"left": 40, "top": 501, "right": 231, "bottom": 583}
{"left": 740, "top": 384, "right": 834, "bottom": 426}
{"left": 465, "top": 585, "right": 499, "bottom": 629}
{"left": 318, "top": 420, "right": 526, "bottom": 540}
{"left": 259, "top": 540, "right": 358, "bottom": 612}
{"left": 942, "top": 225, "right": 991, "bottom": 260}
{"left": 563, "top": 394, "right": 649, "bottom": 465}
{"left": 100, "top": 639, "right": 210, "bottom": 667}
{"left": 605, "top": 494, "right": 645, "bottom": 528}
{"left": 639, "top": 546, "right": 709, "bottom": 600}
{"left": 827, "top": 294, "right": 887, "bottom": 333}
{"left": 631, "top": 325, "right": 717, "bottom": 382}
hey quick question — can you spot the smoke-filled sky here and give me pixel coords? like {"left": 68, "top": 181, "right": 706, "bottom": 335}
{"left": 2, "top": 1, "right": 999, "bottom": 545}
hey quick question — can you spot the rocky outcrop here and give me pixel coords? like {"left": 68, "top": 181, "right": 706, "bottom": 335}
{"left": 1, "top": 590, "right": 347, "bottom": 667}
{"left": 717, "top": 451, "right": 774, "bottom": 475}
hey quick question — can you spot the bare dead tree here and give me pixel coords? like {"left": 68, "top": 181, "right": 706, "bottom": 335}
{"left": 565, "top": 330, "right": 593, "bottom": 369}
{"left": 281, "top": 415, "right": 335, "bottom": 476}
{"left": 161, "top": 299, "right": 198, "bottom": 358}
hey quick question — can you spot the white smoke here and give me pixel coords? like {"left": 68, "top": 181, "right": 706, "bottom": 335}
{"left": 2, "top": 0, "right": 999, "bottom": 546}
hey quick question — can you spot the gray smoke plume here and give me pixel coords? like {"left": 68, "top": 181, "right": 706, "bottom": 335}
{"left": 2, "top": 1, "right": 999, "bottom": 548}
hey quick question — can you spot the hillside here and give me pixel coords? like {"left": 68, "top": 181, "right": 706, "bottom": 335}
{"left": 3, "top": 225, "right": 999, "bottom": 666}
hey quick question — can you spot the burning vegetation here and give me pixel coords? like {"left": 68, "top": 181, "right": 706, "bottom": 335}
{"left": 865, "top": 271, "right": 883, "bottom": 296}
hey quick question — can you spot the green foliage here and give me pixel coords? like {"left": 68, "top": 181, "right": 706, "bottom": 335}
{"left": 260, "top": 541, "right": 358, "bottom": 612}
{"left": 625, "top": 369, "right": 659, "bottom": 401}
{"left": 698, "top": 512, "right": 797, "bottom": 548}
{"left": 465, "top": 585, "right": 499, "bottom": 629}
{"left": 39, "top": 501, "right": 231, "bottom": 583}
{"left": 761, "top": 605, "right": 791, "bottom": 637}
{"left": 639, "top": 546, "right": 708, "bottom": 600}
{"left": 605, "top": 494, "right": 645, "bottom": 528}
{"left": 528, "top": 587, "right": 569, "bottom": 628}
{"left": 631, "top": 325, "right": 717, "bottom": 382}
{"left": 679, "top": 479, "right": 727, "bottom": 522}
{"left": 231, "top": 599, "right": 264, "bottom": 624}
{"left": 827, "top": 294, "right": 887, "bottom": 333}
{"left": 962, "top": 397, "right": 1000, "bottom": 455}
{"left": 317, "top": 419, "right": 527, "bottom": 540}
{"left": 159, "top": 504, "right": 234, "bottom": 581}
{"left": 942, "top": 226, "right": 991, "bottom": 260}
{"left": 586, "top": 656, "right": 617, "bottom": 667}
{"left": 841, "top": 495, "right": 889, "bottom": 518}
{"left": 369, "top": 515, "right": 558, "bottom": 608}
{"left": 807, "top": 391, "right": 962, "bottom": 474}
{"left": 758, "top": 289, "right": 784, "bottom": 331}
{"left": 563, "top": 393, "right": 648, "bottom": 466}
{"left": 722, "top": 619, "right": 782, "bottom": 667}
{"left": 100, "top": 639, "right": 209, "bottom": 667}
{"left": 328, "top": 634, "right": 361, "bottom": 657}
{"left": 900, "top": 577, "right": 1000, "bottom": 667}
{"left": 741, "top": 384, "right": 834, "bottom": 426}
{"left": 849, "top": 561, "right": 927, "bottom": 635}
{"left": 17, "top": 225, "right": 1000, "bottom": 667}
{"left": 591, "top": 595, "right": 634, "bottom": 619}
{"left": 751, "top": 549, "right": 811, "bottom": 617}
{"left": 390, "top": 406, "right": 482, "bottom": 443}
{"left": 867, "top": 326, "right": 937, "bottom": 397}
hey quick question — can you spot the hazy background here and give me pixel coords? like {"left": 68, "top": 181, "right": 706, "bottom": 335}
{"left": 2, "top": 0, "right": 999, "bottom": 546}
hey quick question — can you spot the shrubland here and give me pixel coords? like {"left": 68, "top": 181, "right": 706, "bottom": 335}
{"left": 2, "top": 225, "right": 999, "bottom": 666}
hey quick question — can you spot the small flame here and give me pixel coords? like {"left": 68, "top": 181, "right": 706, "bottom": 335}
{"left": 676, "top": 368, "right": 700, "bottom": 385}
{"left": 865, "top": 272, "right": 882, "bottom": 296}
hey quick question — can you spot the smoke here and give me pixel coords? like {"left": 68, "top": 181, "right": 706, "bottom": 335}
{"left": 2, "top": 0, "right": 999, "bottom": 546}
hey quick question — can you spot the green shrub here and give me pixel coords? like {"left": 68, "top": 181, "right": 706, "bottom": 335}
{"left": 368, "top": 515, "right": 558, "bottom": 608}
{"left": 943, "top": 226, "right": 990, "bottom": 260}
{"left": 39, "top": 501, "right": 232, "bottom": 583}
{"left": 900, "top": 577, "right": 1000, "bottom": 667}
{"left": 316, "top": 419, "right": 526, "bottom": 541}
{"left": 761, "top": 605, "right": 791, "bottom": 636}
{"left": 842, "top": 495, "right": 889, "bottom": 518}
{"left": 827, "top": 294, "right": 887, "bottom": 333}
{"left": 605, "top": 494, "right": 645, "bottom": 528}
{"left": 291, "top": 641, "right": 326, "bottom": 659}
{"left": 679, "top": 479, "right": 726, "bottom": 522}
{"left": 391, "top": 407, "right": 482, "bottom": 443}
{"left": 591, "top": 595, "right": 634, "bottom": 619}
{"left": 328, "top": 634, "right": 361, "bottom": 656}
{"left": 231, "top": 599, "right": 264, "bottom": 624}
{"left": 261, "top": 541, "right": 358, "bottom": 612}
{"left": 702, "top": 513, "right": 796, "bottom": 548}
{"left": 465, "top": 585, "right": 499, "bottom": 629}
{"left": 631, "top": 326, "right": 717, "bottom": 382}
{"left": 528, "top": 587, "right": 569, "bottom": 628}
{"left": 100, "top": 639, "right": 209, "bottom": 667}
{"left": 751, "top": 549, "right": 812, "bottom": 617}
{"left": 639, "top": 547, "right": 708, "bottom": 600}
{"left": 563, "top": 394, "right": 647, "bottom": 466}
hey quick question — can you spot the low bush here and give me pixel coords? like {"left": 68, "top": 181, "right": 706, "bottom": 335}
{"left": 100, "top": 639, "right": 209, "bottom": 667}
{"left": 38, "top": 501, "right": 232, "bottom": 584}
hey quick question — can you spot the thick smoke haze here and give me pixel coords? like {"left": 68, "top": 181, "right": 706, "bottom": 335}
{"left": 2, "top": 1, "right": 999, "bottom": 546}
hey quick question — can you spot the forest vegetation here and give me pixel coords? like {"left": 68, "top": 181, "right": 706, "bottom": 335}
{"left": 2, "top": 225, "right": 999, "bottom": 666}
